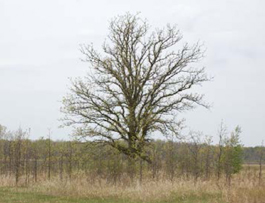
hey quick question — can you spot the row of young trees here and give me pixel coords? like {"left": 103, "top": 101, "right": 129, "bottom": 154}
{"left": 0, "top": 123, "right": 248, "bottom": 186}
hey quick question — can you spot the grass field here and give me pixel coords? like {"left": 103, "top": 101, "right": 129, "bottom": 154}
{"left": 0, "top": 187, "right": 130, "bottom": 203}
{"left": 0, "top": 187, "right": 223, "bottom": 203}
{"left": 0, "top": 165, "right": 265, "bottom": 203}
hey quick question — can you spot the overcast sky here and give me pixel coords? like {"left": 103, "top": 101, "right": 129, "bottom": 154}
{"left": 0, "top": 0, "right": 264, "bottom": 146}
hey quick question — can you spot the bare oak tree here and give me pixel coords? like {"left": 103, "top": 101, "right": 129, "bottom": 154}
{"left": 62, "top": 13, "right": 209, "bottom": 162}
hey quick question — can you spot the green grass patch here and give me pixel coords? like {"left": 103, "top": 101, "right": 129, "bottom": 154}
{"left": 0, "top": 187, "right": 225, "bottom": 203}
{"left": 0, "top": 187, "right": 132, "bottom": 203}
{"left": 160, "top": 191, "right": 225, "bottom": 203}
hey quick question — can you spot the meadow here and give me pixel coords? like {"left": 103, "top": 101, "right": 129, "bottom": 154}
{"left": 0, "top": 165, "right": 264, "bottom": 203}
{"left": 0, "top": 125, "right": 264, "bottom": 202}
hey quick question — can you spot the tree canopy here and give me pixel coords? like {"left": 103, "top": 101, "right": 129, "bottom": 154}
{"left": 62, "top": 13, "right": 209, "bottom": 162}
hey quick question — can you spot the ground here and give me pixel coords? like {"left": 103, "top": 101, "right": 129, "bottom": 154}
{"left": 0, "top": 187, "right": 223, "bottom": 203}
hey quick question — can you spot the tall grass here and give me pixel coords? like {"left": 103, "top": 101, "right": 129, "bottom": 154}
{"left": 0, "top": 165, "right": 265, "bottom": 203}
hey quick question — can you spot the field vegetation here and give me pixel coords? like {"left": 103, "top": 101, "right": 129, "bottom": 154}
{"left": 0, "top": 124, "right": 265, "bottom": 202}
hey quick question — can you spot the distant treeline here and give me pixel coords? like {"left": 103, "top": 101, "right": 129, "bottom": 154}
{"left": 244, "top": 147, "right": 265, "bottom": 164}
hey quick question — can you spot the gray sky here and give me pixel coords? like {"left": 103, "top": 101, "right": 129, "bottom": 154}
{"left": 0, "top": 0, "right": 264, "bottom": 146}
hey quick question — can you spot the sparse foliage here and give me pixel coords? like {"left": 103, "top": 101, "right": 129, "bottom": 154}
{"left": 62, "top": 13, "right": 209, "bottom": 161}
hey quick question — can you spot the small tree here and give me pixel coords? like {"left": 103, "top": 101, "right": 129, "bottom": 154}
{"left": 32, "top": 140, "right": 39, "bottom": 182}
{"left": 223, "top": 126, "right": 243, "bottom": 186}
{"left": 14, "top": 127, "right": 25, "bottom": 186}
{"left": 62, "top": 13, "right": 209, "bottom": 162}
{"left": 0, "top": 125, "right": 7, "bottom": 174}
{"left": 0, "top": 125, "right": 7, "bottom": 138}
{"left": 164, "top": 121, "right": 183, "bottom": 182}
{"left": 202, "top": 135, "right": 213, "bottom": 180}
{"left": 187, "top": 132, "right": 203, "bottom": 184}
{"left": 258, "top": 141, "right": 264, "bottom": 186}
{"left": 47, "top": 129, "right": 52, "bottom": 180}
{"left": 216, "top": 122, "right": 227, "bottom": 181}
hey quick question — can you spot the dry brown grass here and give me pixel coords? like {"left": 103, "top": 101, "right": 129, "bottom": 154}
{"left": 1, "top": 167, "right": 265, "bottom": 203}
